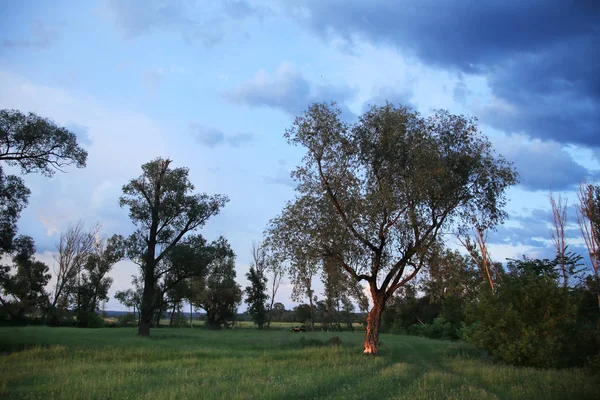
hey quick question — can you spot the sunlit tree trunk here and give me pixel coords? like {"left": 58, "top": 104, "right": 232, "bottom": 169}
{"left": 549, "top": 191, "right": 569, "bottom": 287}
{"left": 364, "top": 290, "right": 385, "bottom": 354}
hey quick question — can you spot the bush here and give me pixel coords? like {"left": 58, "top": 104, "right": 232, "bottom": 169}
{"left": 463, "top": 257, "right": 578, "bottom": 368}
{"left": 118, "top": 312, "right": 137, "bottom": 327}
{"left": 326, "top": 336, "right": 342, "bottom": 346}
{"left": 84, "top": 312, "right": 105, "bottom": 328}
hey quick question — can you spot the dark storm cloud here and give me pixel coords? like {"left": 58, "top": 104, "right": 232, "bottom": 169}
{"left": 494, "top": 137, "right": 596, "bottom": 192}
{"left": 287, "top": 1, "right": 600, "bottom": 146}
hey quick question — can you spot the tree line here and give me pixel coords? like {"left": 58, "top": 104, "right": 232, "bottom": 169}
{"left": 1, "top": 105, "right": 599, "bottom": 369}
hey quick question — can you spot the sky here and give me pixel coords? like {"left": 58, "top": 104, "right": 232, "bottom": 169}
{"left": 0, "top": 0, "right": 599, "bottom": 312}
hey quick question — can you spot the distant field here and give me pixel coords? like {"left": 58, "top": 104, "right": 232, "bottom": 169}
{"left": 1, "top": 327, "right": 598, "bottom": 399}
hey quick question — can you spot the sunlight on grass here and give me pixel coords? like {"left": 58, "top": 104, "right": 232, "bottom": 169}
{"left": 0, "top": 327, "right": 598, "bottom": 399}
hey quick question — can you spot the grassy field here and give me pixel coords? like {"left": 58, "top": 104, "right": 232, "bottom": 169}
{"left": 1, "top": 327, "right": 598, "bottom": 399}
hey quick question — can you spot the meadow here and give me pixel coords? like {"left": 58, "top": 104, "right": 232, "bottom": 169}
{"left": 1, "top": 326, "right": 598, "bottom": 400}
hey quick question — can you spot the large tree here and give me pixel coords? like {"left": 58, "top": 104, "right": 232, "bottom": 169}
{"left": 267, "top": 103, "right": 517, "bottom": 354}
{"left": 120, "top": 158, "right": 228, "bottom": 336}
{"left": 0, "top": 109, "right": 88, "bottom": 254}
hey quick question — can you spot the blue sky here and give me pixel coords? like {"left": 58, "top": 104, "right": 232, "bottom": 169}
{"left": 1, "top": 0, "right": 599, "bottom": 311}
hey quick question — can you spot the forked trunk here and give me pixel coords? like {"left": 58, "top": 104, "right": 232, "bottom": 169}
{"left": 363, "top": 294, "right": 385, "bottom": 354}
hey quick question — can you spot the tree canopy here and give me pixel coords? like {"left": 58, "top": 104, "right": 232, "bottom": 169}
{"left": 0, "top": 109, "right": 88, "bottom": 254}
{"left": 0, "top": 109, "right": 87, "bottom": 176}
{"left": 267, "top": 102, "right": 518, "bottom": 353}
{"left": 119, "top": 157, "right": 228, "bottom": 336}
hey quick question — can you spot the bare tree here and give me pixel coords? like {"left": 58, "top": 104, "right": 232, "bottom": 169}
{"left": 251, "top": 241, "right": 285, "bottom": 329}
{"left": 549, "top": 191, "right": 569, "bottom": 287}
{"left": 51, "top": 221, "right": 100, "bottom": 312}
{"left": 576, "top": 183, "right": 600, "bottom": 309}
{"left": 289, "top": 258, "right": 319, "bottom": 330}
{"left": 266, "top": 259, "right": 284, "bottom": 329}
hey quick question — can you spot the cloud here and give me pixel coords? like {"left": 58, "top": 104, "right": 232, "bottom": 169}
{"left": 226, "top": 61, "right": 357, "bottom": 118}
{"left": 492, "top": 135, "right": 596, "bottom": 192}
{"left": 65, "top": 123, "right": 93, "bottom": 147}
{"left": 286, "top": 1, "right": 600, "bottom": 147}
{"left": 3, "top": 20, "right": 59, "bottom": 49}
{"left": 103, "top": 0, "right": 263, "bottom": 46}
{"left": 263, "top": 167, "right": 296, "bottom": 188}
{"left": 361, "top": 86, "right": 415, "bottom": 113}
{"left": 452, "top": 77, "right": 472, "bottom": 105}
{"left": 189, "top": 123, "right": 256, "bottom": 148}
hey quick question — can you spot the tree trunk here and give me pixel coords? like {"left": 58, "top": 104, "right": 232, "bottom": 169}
{"left": 170, "top": 303, "right": 176, "bottom": 326}
{"left": 137, "top": 274, "right": 155, "bottom": 336}
{"left": 189, "top": 302, "right": 193, "bottom": 328}
{"left": 595, "top": 268, "right": 600, "bottom": 311}
{"left": 308, "top": 290, "right": 314, "bottom": 330}
{"left": 267, "top": 297, "right": 275, "bottom": 329}
{"left": 363, "top": 293, "right": 385, "bottom": 355}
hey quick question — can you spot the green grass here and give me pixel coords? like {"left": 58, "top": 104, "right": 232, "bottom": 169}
{"left": 1, "top": 327, "right": 598, "bottom": 399}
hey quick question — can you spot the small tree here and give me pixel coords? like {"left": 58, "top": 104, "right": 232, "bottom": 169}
{"left": 576, "top": 183, "right": 600, "bottom": 310}
{"left": 74, "top": 234, "right": 125, "bottom": 327}
{"left": 50, "top": 221, "right": 100, "bottom": 317}
{"left": 270, "top": 302, "right": 286, "bottom": 322}
{"left": 549, "top": 191, "right": 570, "bottom": 287}
{"left": 457, "top": 227, "right": 500, "bottom": 293}
{"left": 244, "top": 266, "right": 268, "bottom": 328}
{"left": 0, "top": 236, "right": 50, "bottom": 320}
{"left": 120, "top": 158, "right": 228, "bottom": 336}
{"left": 252, "top": 241, "right": 285, "bottom": 328}
{"left": 115, "top": 286, "right": 142, "bottom": 323}
{"left": 190, "top": 255, "right": 242, "bottom": 329}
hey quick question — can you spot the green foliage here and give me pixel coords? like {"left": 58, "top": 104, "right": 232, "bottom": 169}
{"left": 0, "top": 170, "right": 29, "bottom": 255}
{"left": 0, "top": 236, "right": 50, "bottom": 320}
{"left": 268, "top": 102, "right": 517, "bottom": 353}
{"left": 408, "top": 317, "right": 455, "bottom": 340}
{"left": 0, "top": 109, "right": 87, "bottom": 176}
{"left": 190, "top": 255, "right": 242, "bottom": 329}
{"left": 117, "top": 312, "right": 137, "bottom": 327}
{"left": 244, "top": 266, "right": 269, "bottom": 328}
{"left": 74, "top": 235, "right": 125, "bottom": 327}
{"left": 0, "top": 327, "right": 598, "bottom": 399}
{"left": 119, "top": 158, "right": 229, "bottom": 335}
{"left": 0, "top": 109, "right": 88, "bottom": 255}
{"left": 463, "top": 257, "right": 579, "bottom": 368}
{"left": 294, "top": 304, "right": 312, "bottom": 325}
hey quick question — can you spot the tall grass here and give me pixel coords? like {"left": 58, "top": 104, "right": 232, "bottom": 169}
{"left": 1, "top": 327, "right": 598, "bottom": 399}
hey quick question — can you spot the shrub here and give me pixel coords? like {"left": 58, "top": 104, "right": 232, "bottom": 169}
{"left": 118, "top": 312, "right": 137, "bottom": 326}
{"left": 463, "top": 257, "right": 577, "bottom": 368}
